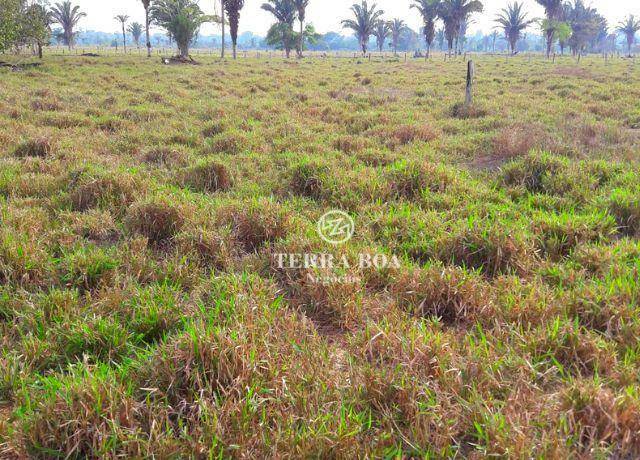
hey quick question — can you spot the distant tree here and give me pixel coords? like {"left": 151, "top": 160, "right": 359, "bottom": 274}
{"left": 21, "top": 2, "right": 52, "bottom": 58}
{"left": 115, "top": 15, "right": 129, "bottom": 52}
{"left": 293, "top": 0, "right": 309, "bottom": 57}
{"left": 555, "top": 21, "right": 572, "bottom": 55}
{"left": 534, "top": 0, "right": 562, "bottom": 57}
{"left": 150, "top": 0, "right": 209, "bottom": 58}
{"left": 566, "top": 0, "right": 604, "bottom": 56}
{"left": 262, "top": 0, "right": 296, "bottom": 57}
{"left": 617, "top": 15, "right": 640, "bottom": 57}
{"left": 224, "top": 0, "right": 244, "bottom": 59}
{"left": 372, "top": 19, "right": 391, "bottom": 52}
{"left": 140, "top": 0, "right": 152, "bottom": 57}
{"left": 50, "top": 1, "right": 86, "bottom": 50}
{"left": 411, "top": 0, "right": 440, "bottom": 58}
{"left": 491, "top": 29, "right": 498, "bottom": 52}
{"left": 128, "top": 22, "right": 144, "bottom": 47}
{"left": 438, "top": 0, "right": 483, "bottom": 56}
{"left": 341, "top": 0, "right": 384, "bottom": 55}
{"left": 0, "top": 0, "right": 23, "bottom": 53}
{"left": 435, "top": 26, "right": 445, "bottom": 50}
{"left": 494, "top": 2, "right": 533, "bottom": 55}
{"left": 389, "top": 18, "right": 406, "bottom": 55}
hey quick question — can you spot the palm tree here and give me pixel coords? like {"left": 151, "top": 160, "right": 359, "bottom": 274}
{"left": 411, "top": 0, "right": 440, "bottom": 58}
{"left": 128, "top": 22, "right": 144, "bottom": 48}
{"left": 534, "top": 0, "right": 562, "bottom": 57}
{"left": 150, "top": 0, "right": 208, "bottom": 59}
{"left": 389, "top": 18, "right": 405, "bottom": 55}
{"left": 220, "top": 0, "right": 225, "bottom": 57}
{"left": 565, "top": 0, "right": 604, "bottom": 57}
{"left": 262, "top": 0, "right": 297, "bottom": 58}
{"left": 494, "top": 2, "right": 533, "bottom": 54}
{"left": 293, "top": 0, "right": 309, "bottom": 58}
{"left": 438, "top": 0, "right": 483, "bottom": 56}
{"left": 115, "top": 15, "right": 129, "bottom": 52}
{"left": 224, "top": 0, "right": 244, "bottom": 59}
{"left": 617, "top": 15, "right": 640, "bottom": 57}
{"left": 341, "top": 1, "right": 384, "bottom": 55}
{"left": 373, "top": 19, "right": 391, "bottom": 52}
{"left": 140, "top": 0, "right": 152, "bottom": 57}
{"left": 50, "top": 1, "right": 86, "bottom": 51}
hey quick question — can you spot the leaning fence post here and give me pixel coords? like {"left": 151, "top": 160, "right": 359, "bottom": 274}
{"left": 465, "top": 60, "right": 475, "bottom": 107}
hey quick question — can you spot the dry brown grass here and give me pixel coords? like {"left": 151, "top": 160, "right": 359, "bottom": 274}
{"left": 125, "top": 200, "right": 185, "bottom": 247}
{"left": 12, "top": 137, "right": 53, "bottom": 158}
{"left": 180, "top": 161, "right": 232, "bottom": 193}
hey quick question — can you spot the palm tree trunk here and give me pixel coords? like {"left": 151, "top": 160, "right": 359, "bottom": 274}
{"left": 298, "top": 18, "right": 304, "bottom": 58}
{"left": 233, "top": 42, "right": 237, "bottom": 60}
{"left": 145, "top": 8, "right": 151, "bottom": 58}
{"left": 122, "top": 24, "right": 127, "bottom": 53}
{"left": 427, "top": 43, "right": 430, "bottom": 59}
{"left": 221, "top": 0, "right": 225, "bottom": 58}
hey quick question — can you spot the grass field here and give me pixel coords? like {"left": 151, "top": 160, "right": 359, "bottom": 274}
{"left": 0, "top": 53, "right": 639, "bottom": 458}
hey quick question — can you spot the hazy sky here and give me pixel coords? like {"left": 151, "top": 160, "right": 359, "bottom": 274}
{"left": 74, "top": 0, "right": 638, "bottom": 36}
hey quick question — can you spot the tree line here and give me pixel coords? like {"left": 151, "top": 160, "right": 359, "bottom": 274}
{"left": 1, "top": 0, "right": 639, "bottom": 59}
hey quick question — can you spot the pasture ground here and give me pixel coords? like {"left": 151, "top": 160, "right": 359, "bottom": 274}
{"left": 0, "top": 53, "right": 639, "bottom": 457}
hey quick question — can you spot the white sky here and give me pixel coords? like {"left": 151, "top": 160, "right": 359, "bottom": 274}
{"left": 74, "top": 0, "right": 638, "bottom": 36}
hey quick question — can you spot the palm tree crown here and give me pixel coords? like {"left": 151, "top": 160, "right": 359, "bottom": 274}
{"left": 262, "top": 0, "right": 297, "bottom": 57}
{"left": 128, "top": 22, "right": 144, "bottom": 47}
{"left": 115, "top": 14, "right": 129, "bottom": 51}
{"left": 50, "top": 1, "right": 86, "bottom": 50}
{"left": 411, "top": 0, "right": 441, "bottom": 57}
{"left": 372, "top": 19, "right": 391, "bottom": 52}
{"left": 438, "top": 0, "right": 483, "bottom": 55}
{"left": 617, "top": 15, "right": 640, "bottom": 56}
{"left": 495, "top": 1, "right": 533, "bottom": 54}
{"left": 341, "top": 0, "right": 384, "bottom": 55}
{"left": 389, "top": 18, "right": 406, "bottom": 54}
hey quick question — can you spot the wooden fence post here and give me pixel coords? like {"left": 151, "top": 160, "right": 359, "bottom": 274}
{"left": 465, "top": 60, "right": 475, "bottom": 107}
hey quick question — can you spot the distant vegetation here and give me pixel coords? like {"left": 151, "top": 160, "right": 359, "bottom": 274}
{"left": 1, "top": 0, "right": 638, "bottom": 58}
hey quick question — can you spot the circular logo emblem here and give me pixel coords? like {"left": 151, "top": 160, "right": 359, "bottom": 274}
{"left": 317, "top": 210, "right": 355, "bottom": 245}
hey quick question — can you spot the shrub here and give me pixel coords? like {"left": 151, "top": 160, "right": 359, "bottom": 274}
{"left": 492, "top": 123, "right": 548, "bottom": 159}
{"left": 438, "top": 221, "right": 533, "bottom": 277}
{"left": 69, "top": 173, "right": 139, "bottom": 214}
{"left": 12, "top": 137, "right": 53, "bottom": 158}
{"left": 180, "top": 161, "right": 232, "bottom": 193}
{"left": 532, "top": 211, "right": 617, "bottom": 259}
{"left": 223, "top": 200, "right": 290, "bottom": 252}
{"left": 392, "top": 266, "right": 493, "bottom": 325}
{"left": 388, "top": 160, "right": 454, "bottom": 199}
{"left": 607, "top": 189, "right": 640, "bottom": 237}
{"left": 125, "top": 200, "right": 185, "bottom": 247}
{"left": 201, "top": 121, "right": 225, "bottom": 138}
{"left": 332, "top": 135, "right": 370, "bottom": 154}
{"left": 141, "top": 147, "right": 186, "bottom": 166}
{"left": 205, "top": 131, "right": 246, "bottom": 155}
{"left": 289, "top": 161, "right": 329, "bottom": 199}
{"left": 60, "top": 246, "right": 119, "bottom": 292}
{"left": 21, "top": 372, "right": 139, "bottom": 458}
{"left": 500, "top": 153, "right": 568, "bottom": 194}
{"left": 385, "top": 124, "right": 439, "bottom": 149}
{"left": 562, "top": 382, "right": 640, "bottom": 456}
{"left": 451, "top": 102, "right": 488, "bottom": 119}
